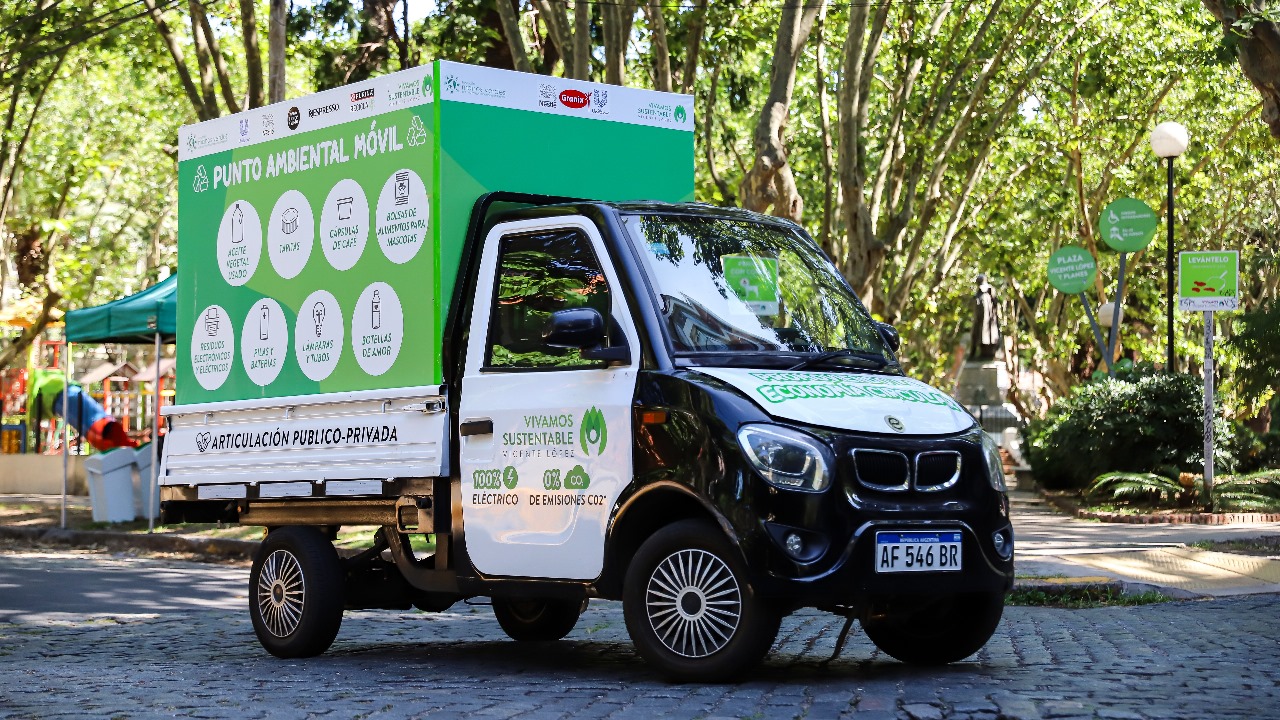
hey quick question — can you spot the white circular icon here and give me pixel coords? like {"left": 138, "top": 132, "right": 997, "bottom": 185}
{"left": 268, "top": 190, "right": 314, "bottom": 279}
{"left": 320, "top": 179, "right": 369, "bottom": 271}
{"left": 295, "top": 289, "right": 344, "bottom": 381}
{"left": 190, "top": 304, "right": 234, "bottom": 390}
{"left": 351, "top": 282, "right": 403, "bottom": 376}
{"left": 241, "top": 298, "right": 289, "bottom": 386}
{"left": 375, "top": 168, "right": 429, "bottom": 264}
{"left": 216, "top": 201, "right": 262, "bottom": 286}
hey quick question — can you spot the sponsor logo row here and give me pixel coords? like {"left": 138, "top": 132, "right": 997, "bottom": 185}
{"left": 185, "top": 75, "right": 433, "bottom": 155}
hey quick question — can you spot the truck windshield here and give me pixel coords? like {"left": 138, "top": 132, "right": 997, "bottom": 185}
{"left": 621, "top": 213, "right": 893, "bottom": 367}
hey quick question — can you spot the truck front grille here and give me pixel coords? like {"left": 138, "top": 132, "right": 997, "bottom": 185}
{"left": 851, "top": 448, "right": 962, "bottom": 493}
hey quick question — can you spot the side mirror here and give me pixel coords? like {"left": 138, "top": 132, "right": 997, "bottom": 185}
{"left": 543, "top": 308, "right": 606, "bottom": 348}
{"left": 875, "top": 321, "right": 901, "bottom": 353}
{"left": 543, "top": 308, "right": 633, "bottom": 365}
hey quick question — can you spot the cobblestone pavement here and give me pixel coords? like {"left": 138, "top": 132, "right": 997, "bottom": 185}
{"left": 1, "top": 551, "right": 1278, "bottom": 720}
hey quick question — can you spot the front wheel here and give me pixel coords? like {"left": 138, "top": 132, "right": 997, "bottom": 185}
{"left": 862, "top": 591, "right": 1004, "bottom": 665}
{"left": 623, "top": 520, "right": 780, "bottom": 682}
{"left": 492, "top": 598, "right": 585, "bottom": 641}
{"left": 248, "top": 526, "right": 345, "bottom": 658}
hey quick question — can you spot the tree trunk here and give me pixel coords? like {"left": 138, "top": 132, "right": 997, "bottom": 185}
{"left": 573, "top": 0, "right": 590, "bottom": 80}
{"left": 837, "top": 0, "right": 878, "bottom": 300}
{"left": 814, "top": 9, "right": 836, "bottom": 259}
{"left": 1201, "top": 0, "right": 1280, "bottom": 138}
{"left": 645, "top": 0, "right": 671, "bottom": 92}
{"left": 738, "top": 0, "right": 822, "bottom": 221}
{"left": 496, "top": 0, "right": 534, "bottom": 73}
{"left": 194, "top": 1, "right": 241, "bottom": 114}
{"left": 679, "top": 0, "right": 708, "bottom": 94}
{"left": 142, "top": 0, "right": 208, "bottom": 119}
{"left": 188, "top": 0, "right": 221, "bottom": 119}
{"left": 239, "top": 0, "right": 265, "bottom": 108}
{"left": 602, "top": 0, "right": 637, "bottom": 86}
{"left": 268, "top": 0, "right": 287, "bottom": 103}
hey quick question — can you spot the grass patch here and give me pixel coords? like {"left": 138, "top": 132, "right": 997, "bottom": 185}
{"left": 1190, "top": 536, "right": 1280, "bottom": 557}
{"left": 1007, "top": 586, "right": 1171, "bottom": 608}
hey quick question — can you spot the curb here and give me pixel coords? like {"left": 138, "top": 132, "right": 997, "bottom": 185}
{"left": 1038, "top": 490, "right": 1280, "bottom": 525}
{"left": 0, "top": 525, "right": 259, "bottom": 561}
{"left": 1012, "top": 578, "right": 1202, "bottom": 601}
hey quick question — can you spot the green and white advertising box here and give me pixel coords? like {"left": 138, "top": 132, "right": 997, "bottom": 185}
{"left": 177, "top": 62, "right": 694, "bottom": 404}
{"left": 1179, "top": 251, "right": 1239, "bottom": 312}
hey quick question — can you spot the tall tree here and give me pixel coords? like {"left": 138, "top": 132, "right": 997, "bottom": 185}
{"left": 1201, "top": 0, "right": 1280, "bottom": 138}
{"left": 739, "top": 0, "right": 822, "bottom": 221}
{"left": 269, "top": 0, "right": 287, "bottom": 102}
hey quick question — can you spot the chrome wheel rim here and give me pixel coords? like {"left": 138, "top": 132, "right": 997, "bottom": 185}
{"left": 257, "top": 549, "right": 305, "bottom": 638}
{"left": 645, "top": 549, "right": 742, "bottom": 658}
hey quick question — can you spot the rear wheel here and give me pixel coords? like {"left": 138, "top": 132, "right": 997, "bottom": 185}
{"left": 248, "top": 526, "right": 345, "bottom": 658}
{"left": 623, "top": 520, "right": 779, "bottom": 682}
{"left": 862, "top": 591, "right": 1004, "bottom": 665}
{"left": 492, "top": 598, "right": 585, "bottom": 641}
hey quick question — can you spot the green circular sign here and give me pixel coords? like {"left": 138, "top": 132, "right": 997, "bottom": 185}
{"left": 1100, "top": 197, "right": 1158, "bottom": 252}
{"left": 1047, "top": 246, "right": 1097, "bottom": 294}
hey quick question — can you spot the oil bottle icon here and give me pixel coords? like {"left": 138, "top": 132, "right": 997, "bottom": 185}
{"left": 371, "top": 290, "right": 382, "bottom": 330}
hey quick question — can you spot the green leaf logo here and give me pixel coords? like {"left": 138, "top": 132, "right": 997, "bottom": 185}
{"left": 674, "top": 105, "right": 687, "bottom": 123}
{"left": 564, "top": 464, "right": 591, "bottom": 490}
{"left": 502, "top": 465, "right": 519, "bottom": 490}
{"left": 580, "top": 406, "right": 608, "bottom": 456}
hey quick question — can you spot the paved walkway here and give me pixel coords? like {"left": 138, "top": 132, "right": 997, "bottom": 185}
{"left": 1011, "top": 490, "right": 1280, "bottom": 596}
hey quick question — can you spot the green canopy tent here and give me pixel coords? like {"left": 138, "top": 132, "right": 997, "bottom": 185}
{"left": 65, "top": 274, "right": 176, "bottom": 344}
{"left": 62, "top": 275, "right": 176, "bottom": 530}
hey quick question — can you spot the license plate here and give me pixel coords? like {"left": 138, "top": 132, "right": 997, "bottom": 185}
{"left": 875, "top": 531, "right": 962, "bottom": 573}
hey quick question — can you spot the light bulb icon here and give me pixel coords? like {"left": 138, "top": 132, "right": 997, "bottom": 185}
{"left": 312, "top": 302, "right": 325, "bottom": 337}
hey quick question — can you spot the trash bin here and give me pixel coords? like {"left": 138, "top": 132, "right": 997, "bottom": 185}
{"left": 85, "top": 448, "right": 136, "bottom": 523}
{"left": 133, "top": 443, "right": 160, "bottom": 520}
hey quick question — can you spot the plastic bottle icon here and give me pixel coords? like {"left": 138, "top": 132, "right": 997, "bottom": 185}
{"left": 371, "top": 290, "right": 382, "bottom": 330}
{"left": 312, "top": 302, "right": 326, "bottom": 337}
{"left": 260, "top": 305, "right": 269, "bottom": 340}
{"left": 232, "top": 203, "right": 245, "bottom": 244}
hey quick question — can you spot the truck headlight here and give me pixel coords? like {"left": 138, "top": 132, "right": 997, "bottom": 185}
{"left": 981, "top": 433, "right": 1008, "bottom": 492}
{"left": 737, "top": 424, "right": 831, "bottom": 493}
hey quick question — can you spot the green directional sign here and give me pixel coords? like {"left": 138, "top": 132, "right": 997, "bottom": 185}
{"left": 1179, "top": 251, "right": 1239, "bottom": 311}
{"left": 1100, "top": 198, "right": 1158, "bottom": 252}
{"left": 1047, "top": 246, "right": 1097, "bottom": 294}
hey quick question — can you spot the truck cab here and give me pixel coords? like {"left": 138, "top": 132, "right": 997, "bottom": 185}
{"left": 163, "top": 196, "right": 1013, "bottom": 681}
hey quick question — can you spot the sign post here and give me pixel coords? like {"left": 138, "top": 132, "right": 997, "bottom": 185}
{"left": 1047, "top": 246, "right": 1109, "bottom": 373}
{"left": 1178, "top": 250, "right": 1239, "bottom": 511}
{"left": 1099, "top": 198, "right": 1158, "bottom": 377}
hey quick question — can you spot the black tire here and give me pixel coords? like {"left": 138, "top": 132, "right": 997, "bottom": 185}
{"left": 492, "top": 597, "right": 585, "bottom": 641}
{"left": 862, "top": 591, "right": 1004, "bottom": 665}
{"left": 623, "top": 519, "right": 780, "bottom": 682}
{"left": 248, "top": 526, "right": 345, "bottom": 658}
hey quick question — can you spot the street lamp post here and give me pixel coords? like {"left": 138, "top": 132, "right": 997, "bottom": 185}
{"left": 1150, "top": 121, "right": 1189, "bottom": 372}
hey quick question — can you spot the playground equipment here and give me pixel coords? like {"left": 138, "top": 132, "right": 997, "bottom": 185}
{"left": 28, "top": 369, "right": 136, "bottom": 451}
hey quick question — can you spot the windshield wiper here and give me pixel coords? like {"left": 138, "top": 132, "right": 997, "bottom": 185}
{"left": 788, "top": 349, "right": 890, "bottom": 371}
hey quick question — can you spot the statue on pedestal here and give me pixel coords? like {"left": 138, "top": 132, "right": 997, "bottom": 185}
{"left": 969, "top": 274, "right": 1001, "bottom": 361}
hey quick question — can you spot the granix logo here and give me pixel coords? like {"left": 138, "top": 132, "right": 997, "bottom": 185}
{"left": 559, "top": 89, "right": 589, "bottom": 109}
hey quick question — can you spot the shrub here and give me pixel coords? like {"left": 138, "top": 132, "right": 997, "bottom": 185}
{"left": 1085, "top": 470, "right": 1280, "bottom": 512}
{"left": 1024, "top": 373, "right": 1236, "bottom": 490}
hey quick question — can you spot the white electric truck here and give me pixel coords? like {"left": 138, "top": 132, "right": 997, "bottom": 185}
{"left": 160, "top": 62, "right": 1013, "bottom": 681}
